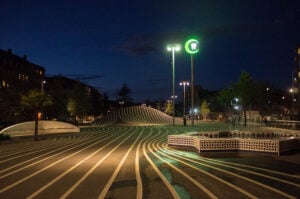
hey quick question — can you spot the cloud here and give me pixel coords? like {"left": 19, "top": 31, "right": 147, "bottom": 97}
{"left": 201, "top": 20, "right": 300, "bottom": 39}
{"left": 116, "top": 34, "right": 158, "bottom": 56}
{"left": 115, "top": 31, "right": 188, "bottom": 56}
{"left": 116, "top": 18, "right": 300, "bottom": 56}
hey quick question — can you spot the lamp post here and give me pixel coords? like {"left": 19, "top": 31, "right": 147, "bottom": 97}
{"left": 40, "top": 80, "right": 46, "bottom": 120}
{"left": 289, "top": 88, "right": 295, "bottom": 120}
{"left": 41, "top": 80, "right": 46, "bottom": 94}
{"left": 185, "top": 38, "right": 200, "bottom": 126}
{"left": 171, "top": 95, "right": 177, "bottom": 117}
{"left": 179, "top": 81, "right": 189, "bottom": 117}
{"left": 167, "top": 44, "right": 180, "bottom": 126}
{"left": 290, "top": 71, "right": 297, "bottom": 120}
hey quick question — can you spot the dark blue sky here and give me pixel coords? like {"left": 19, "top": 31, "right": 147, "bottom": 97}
{"left": 1, "top": 0, "right": 300, "bottom": 102}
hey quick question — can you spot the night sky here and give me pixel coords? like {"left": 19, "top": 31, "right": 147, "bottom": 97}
{"left": 1, "top": 0, "right": 300, "bottom": 102}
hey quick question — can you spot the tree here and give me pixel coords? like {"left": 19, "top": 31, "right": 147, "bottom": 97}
{"left": 117, "top": 83, "right": 132, "bottom": 105}
{"left": 233, "top": 71, "right": 254, "bottom": 127}
{"left": 100, "top": 93, "right": 110, "bottom": 115}
{"left": 164, "top": 100, "right": 173, "bottom": 115}
{"left": 20, "top": 90, "right": 52, "bottom": 141}
{"left": 217, "top": 71, "right": 257, "bottom": 127}
{"left": 252, "top": 81, "right": 271, "bottom": 115}
{"left": 67, "top": 98, "right": 76, "bottom": 117}
{"left": 46, "top": 77, "right": 71, "bottom": 121}
{"left": 0, "top": 89, "right": 22, "bottom": 124}
{"left": 67, "top": 84, "right": 92, "bottom": 123}
{"left": 217, "top": 85, "right": 235, "bottom": 118}
{"left": 200, "top": 99, "right": 210, "bottom": 120}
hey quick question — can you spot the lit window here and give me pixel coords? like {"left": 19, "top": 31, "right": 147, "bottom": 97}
{"left": 37, "top": 70, "right": 43, "bottom": 75}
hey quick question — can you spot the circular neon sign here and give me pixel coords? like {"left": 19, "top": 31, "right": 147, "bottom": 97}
{"left": 185, "top": 39, "right": 199, "bottom": 54}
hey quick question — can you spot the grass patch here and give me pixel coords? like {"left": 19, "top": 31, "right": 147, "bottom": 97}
{"left": 110, "top": 179, "right": 137, "bottom": 190}
{"left": 174, "top": 184, "right": 191, "bottom": 199}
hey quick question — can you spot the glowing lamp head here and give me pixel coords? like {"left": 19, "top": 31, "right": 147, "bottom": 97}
{"left": 174, "top": 45, "right": 180, "bottom": 51}
{"left": 167, "top": 44, "right": 181, "bottom": 52}
{"left": 179, "top": 81, "right": 190, "bottom": 86}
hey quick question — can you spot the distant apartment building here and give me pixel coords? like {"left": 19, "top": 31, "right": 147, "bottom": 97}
{"left": 0, "top": 49, "right": 45, "bottom": 92}
{"left": 295, "top": 47, "right": 300, "bottom": 116}
{"left": 45, "top": 75, "right": 105, "bottom": 122}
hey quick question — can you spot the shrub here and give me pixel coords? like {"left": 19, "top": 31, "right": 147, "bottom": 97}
{"left": 0, "top": 133, "right": 10, "bottom": 141}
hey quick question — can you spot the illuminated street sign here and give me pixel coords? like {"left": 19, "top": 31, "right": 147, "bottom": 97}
{"left": 185, "top": 39, "right": 199, "bottom": 54}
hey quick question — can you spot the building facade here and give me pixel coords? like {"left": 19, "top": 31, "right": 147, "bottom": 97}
{"left": 45, "top": 75, "right": 105, "bottom": 122}
{"left": 294, "top": 47, "right": 300, "bottom": 118}
{"left": 0, "top": 49, "right": 45, "bottom": 92}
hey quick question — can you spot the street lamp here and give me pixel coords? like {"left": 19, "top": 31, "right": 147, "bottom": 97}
{"left": 179, "top": 81, "right": 189, "bottom": 117}
{"left": 41, "top": 80, "right": 46, "bottom": 94}
{"left": 185, "top": 38, "right": 200, "bottom": 126}
{"left": 119, "top": 101, "right": 124, "bottom": 107}
{"left": 167, "top": 44, "right": 180, "bottom": 126}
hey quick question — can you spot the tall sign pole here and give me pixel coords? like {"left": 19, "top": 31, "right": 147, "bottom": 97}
{"left": 191, "top": 54, "right": 195, "bottom": 126}
{"left": 185, "top": 38, "right": 199, "bottom": 127}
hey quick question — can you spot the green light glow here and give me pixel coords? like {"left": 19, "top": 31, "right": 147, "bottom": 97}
{"left": 184, "top": 39, "right": 199, "bottom": 54}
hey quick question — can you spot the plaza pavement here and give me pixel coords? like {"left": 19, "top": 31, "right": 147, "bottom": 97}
{"left": 0, "top": 125, "right": 299, "bottom": 199}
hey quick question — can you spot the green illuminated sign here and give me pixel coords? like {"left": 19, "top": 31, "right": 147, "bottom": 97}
{"left": 185, "top": 39, "right": 199, "bottom": 54}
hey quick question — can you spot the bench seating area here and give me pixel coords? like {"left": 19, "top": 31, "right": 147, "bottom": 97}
{"left": 168, "top": 131, "right": 300, "bottom": 155}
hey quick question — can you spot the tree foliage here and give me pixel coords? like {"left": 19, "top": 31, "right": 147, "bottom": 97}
{"left": 21, "top": 90, "right": 53, "bottom": 115}
{"left": 233, "top": 71, "right": 254, "bottom": 106}
{"left": 20, "top": 90, "right": 52, "bottom": 140}
{"left": 233, "top": 71, "right": 254, "bottom": 127}
{"left": 0, "top": 89, "right": 22, "bottom": 123}
{"left": 200, "top": 99, "right": 210, "bottom": 120}
{"left": 67, "top": 84, "right": 92, "bottom": 123}
{"left": 217, "top": 71, "right": 268, "bottom": 126}
{"left": 164, "top": 100, "right": 173, "bottom": 115}
{"left": 217, "top": 85, "right": 235, "bottom": 112}
{"left": 117, "top": 83, "right": 132, "bottom": 105}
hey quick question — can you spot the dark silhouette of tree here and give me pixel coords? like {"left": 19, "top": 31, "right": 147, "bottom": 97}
{"left": 101, "top": 93, "right": 110, "bottom": 115}
{"left": 217, "top": 71, "right": 264, "bottom": 126}
{"left": 117, "top": 83, "right": 132, "bottom": 105}
{"left": 252, "top": 81, "right": 270, "bottom": 116}
{"left": 233, "top": 71, "right": 254, "bottom": 127}
{"left": 217, "top": 85, "right": 235, "bottom": 116}
{"left": 0, "top": 89, "right": 22, "bottom": 125}
{"left": 67, "top": 84, "right": 92, "bottom": 123}
{"left": 20, "top": 90, "right": 52, "bottom": 141}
